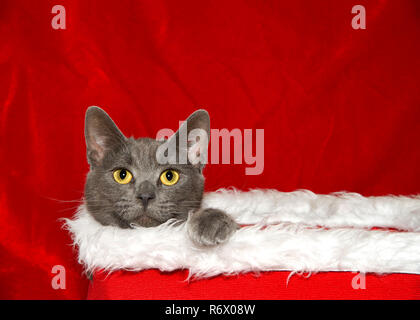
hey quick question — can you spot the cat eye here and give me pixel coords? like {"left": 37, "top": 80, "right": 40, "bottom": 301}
{"left": 160, "top": 169, "right": 179, "bottom": 186}
{"left": 113, "top": 169, "right": 133, "bottom": 184}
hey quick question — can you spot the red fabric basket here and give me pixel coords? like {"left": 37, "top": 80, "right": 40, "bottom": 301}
{"left": 88, "top": 270, "right": 420, "bottom": 300}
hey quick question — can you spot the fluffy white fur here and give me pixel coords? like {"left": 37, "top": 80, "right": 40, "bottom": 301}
{"left": 204, "top": 189, "right": 420, "bottom": 231}
{"left": 65, "top": 189, "right": 420, "bottom": 277}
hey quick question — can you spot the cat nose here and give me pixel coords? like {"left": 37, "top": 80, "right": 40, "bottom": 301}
{"left": 137, "top": 181, "right": 156, "bottom": 209}
{"left": 137, "top": 193, "right": 155, "bottom": 209}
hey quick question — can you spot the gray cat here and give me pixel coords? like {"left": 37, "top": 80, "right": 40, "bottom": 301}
{"left": 84, "top": 106, "right": 238, "bottom": 246}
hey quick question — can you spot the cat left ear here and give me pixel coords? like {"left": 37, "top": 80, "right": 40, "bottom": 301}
{"left": 84, "top": 106, "right": 127, "bottom": 167}
{"left": 181, "top": 109, "right": 210, "bottom": 169}
{"left": 162, "top": 109, "right": 210, "bottom": 169}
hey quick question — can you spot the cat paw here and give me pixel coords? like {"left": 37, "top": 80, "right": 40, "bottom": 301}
{"left": 187, "top": 208, "right": 238, "bottom": 246}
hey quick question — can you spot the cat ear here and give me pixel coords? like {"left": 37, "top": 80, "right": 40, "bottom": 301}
{"left": 84, "top": 106, "right": 127, "bottom": 167}
{"left": 171, "top": 109, "right": 210, "bottom": 169}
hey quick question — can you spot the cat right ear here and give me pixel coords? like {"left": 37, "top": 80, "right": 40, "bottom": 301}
{"left": 84, "top": 106, "right": 127, "bottom": 167}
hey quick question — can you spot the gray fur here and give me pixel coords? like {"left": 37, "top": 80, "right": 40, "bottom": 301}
{"left": 84, "top": 106, "right": 238, "bottom": 245}
{"left": 187, "top": 208, "right": 239, "bottom": 246}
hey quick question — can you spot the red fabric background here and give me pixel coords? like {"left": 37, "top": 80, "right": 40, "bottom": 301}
{"left": 0, "top": 0, "right": 419, "bottom": 299}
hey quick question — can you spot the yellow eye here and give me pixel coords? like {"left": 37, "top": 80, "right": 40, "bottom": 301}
{"left": 160, "top": 169, "right": 179, "bottom": 186}
{"left": 113, "top": 169, "right": 133, "bottom": 184}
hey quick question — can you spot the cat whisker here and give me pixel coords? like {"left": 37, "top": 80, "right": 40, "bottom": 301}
{"left": 46, "top": 197, "right": 85, "bottom": 203}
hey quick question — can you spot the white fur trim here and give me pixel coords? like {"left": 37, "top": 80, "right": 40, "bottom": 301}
{"left": 204, "top": 189, "right": 420, "bottom": 231}
{"left": 64, "top": 189, "right": 420, "bottom": 277}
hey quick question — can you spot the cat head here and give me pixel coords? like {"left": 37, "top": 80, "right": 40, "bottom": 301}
{"left": 84, "top": 106, "right": 210, "bottom": 228}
